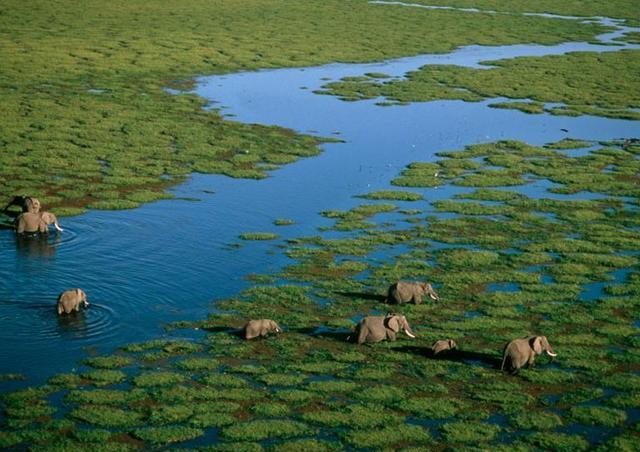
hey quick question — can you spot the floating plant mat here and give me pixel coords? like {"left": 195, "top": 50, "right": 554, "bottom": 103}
{"left": 2, "top": 139, "right": 640, "bottom": 450}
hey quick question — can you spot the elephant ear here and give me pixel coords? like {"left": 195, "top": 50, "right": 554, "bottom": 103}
{"left": 530, "top": 336, "right": 543, "bottom": 354}
{"left": 386, "top": 315, "right": 401, "bottom": 332}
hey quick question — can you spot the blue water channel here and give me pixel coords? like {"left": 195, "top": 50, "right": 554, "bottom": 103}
{"left": 1, "top": 10, "right": 639, "bottom": 388}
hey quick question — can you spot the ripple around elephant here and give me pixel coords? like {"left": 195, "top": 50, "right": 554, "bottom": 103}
{"left": 387, "top": 281, "right": 439, "bottom": 304}
{"left": 501, "top": 335, "right": 557, "bottom": 373}
{"left": 243, "top": 319, "right": 281, "bottom": 340}
{"left": 351, "top": 313, "right": 416, "bottom": 344}
{"left": 57, "top": 289, "right": 89, "bottom": 315}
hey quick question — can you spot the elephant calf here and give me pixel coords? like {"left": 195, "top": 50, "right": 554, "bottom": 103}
{"left": 352, "top": 313, "right": 416, "bottom": 344}
{"left": 57, "top": 289, "right": 89, "bottom": 315}
{"left": 387, "top": 281, "right": 439, "bottom": 304}
{"left": 243, "top": 319, "right": 281, "bottom": 340}
{"left": 501, "top": 335, "right": 557, "bottom": 373}
{"left": 432, "top": 339, "right": 457, "bottom": 356}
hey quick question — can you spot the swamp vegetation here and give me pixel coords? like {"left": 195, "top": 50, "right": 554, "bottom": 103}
{"left": 0, "top": 0, "right": 616, "bottom": 216}
{"left": 2, "top": 139, "right": 639, "bottom": 450}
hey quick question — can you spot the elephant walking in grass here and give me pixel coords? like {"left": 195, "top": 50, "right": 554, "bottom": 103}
{"left": 352, "top": 313, "right": 416, "bottom": 344}
{"left": 387, "top": 281, "right": 439, "bottom": 304}
{"left": 243, "top": 319, "right": 281, "bottom": 340}
{"left": 432, "top": 339, "right": 457, "bottom": 356}
{"left": 501, "top": 335, "right": 557, "bottom": 373}
{"left": 57, "top": 289, "right": 89, "bottom": 315}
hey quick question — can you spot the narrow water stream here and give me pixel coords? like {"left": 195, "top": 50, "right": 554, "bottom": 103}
{"left": 1, "top": 8, "right": 638, "bottom": 386}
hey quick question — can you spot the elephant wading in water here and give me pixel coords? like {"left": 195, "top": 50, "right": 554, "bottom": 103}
{"left": 57, "top": 289, "right": 89, "bottom": 315}
{"left": 16, "top": 211, "right": 63, "bottom": 234}
{"left": 243, "top": 319, "right": 281, "bottom": 340}
{"left": 387, "top": 281, "right": 439, "bottom": 304}
{"left": 502, "top": 335, "right": 557, "bottom": 373}
{"left": 352, "top": 313, "right": 416, "bottom": 344}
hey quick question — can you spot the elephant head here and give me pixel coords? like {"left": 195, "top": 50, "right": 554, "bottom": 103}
{"left": 244, "top": 319, "right": 282, "bottom": 340}
{"left": 432, "top": 339, "right": 457, "bottom": 355}
{"left": 40, "top": 212, "right": 64, "bottom": 232}
{"left": 530, "top": 335, "right": 557, "bottom": 357}
{"left": 420, "top": 282, "right": 440, "bottom": 301}
{"left": 385, "top": 313, "right": 416, "bottom": 338}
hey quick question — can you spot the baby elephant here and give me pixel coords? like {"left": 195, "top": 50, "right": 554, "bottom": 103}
{"left": 57, "top": 289, "right": 89, "bottom": 315}
{"left": 432, "top": 339, "right": 457, "bottom": 356}
{"left": 352, "top": 313, "right": 416, "bottom": 344}
{"left": 387, "top": 281, "right": 439, "bottom": 304}
{"left": 502, "top": 335, "right": 557, "bottom": 373}
{"left": 243, "top": 319, "right": 281, "bottom": 340}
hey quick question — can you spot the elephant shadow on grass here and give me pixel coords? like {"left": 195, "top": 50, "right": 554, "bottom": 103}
{"left": 335, "top": 291, "right": 387, "bottom": 303}
{"left": 397, "top": 345, "right": 501, "bottom": 369}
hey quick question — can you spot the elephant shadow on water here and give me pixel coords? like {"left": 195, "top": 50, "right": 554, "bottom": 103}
{"left": 397, "top": 345, "right": 501, "bottom": 369}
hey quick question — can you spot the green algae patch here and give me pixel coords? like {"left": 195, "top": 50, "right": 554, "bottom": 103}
{"left": 148, "top": 405, "right": 194, "bottom": 425}
{"left": 489, "top": 101, "right": 545, "bottom": 114}
{"left": 133, "top": 426, "right": 204, "bottom": 445}
{"left": 399, "top": 397, "right": 469, "bottom": 419}
{"left": 359, "top": 190, "right": 424, "bottom": 201}
{"left": 303, "top": 404, "right": 403, "bottom": 429}
{"left": 342, "top": 424, "right": 431, "bottom": 448}
{"left": 175, "top": 357, "right": 220, "bottom": 371}
{"left": 274, "top": 219, "right": 295, "bottom": 226}
{"left": 520, "top": 432, "right": 589, "bottom": 451}
{"left": 321, "top": 51, "right": 640, "bottom": 120}
{"left": 568, "top": 406, "right": 627, "bottom": 427}
{"left": 82, "top": 356, "right": 133, "bottom": 369}
{"left": 65, "top": 389, "right": 146, "bottom": 405}
{"left": 69, "top": 405, "right": 143, "bottom": 428}
{"left": 133, "top": 371, "right": 186, "bottom": 387}
{"left": 252, "top": 402, "right": 291, "bottom": 417}
{"left": 441, "top": 421, "right": 501, "bottom": 443}
{"left": 239, "top": 233, "right": 280, "bottom": 241}
{"left": 269, "top": 439, "right": 341, "bottom": 452}
{"left": 222, "top": 419, "right": 316, "bottom": 441}
{"left": 510, "top": 411, "right": 563, "bottom": 430}
{"left": 80, "top": 370, "right": 127, "bottom": 386}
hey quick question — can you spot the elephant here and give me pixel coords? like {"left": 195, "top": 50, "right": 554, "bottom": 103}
{"left": 387, "top": 280, "right": 439, "bottom": 304}
{"left": 243, "top": 319, "right": 281, "bottom": 340}
{"left": 3, "top": 196, "right": 41, "bottom": 214}
{"left": 15, "top": 211, "right": 63, "bottom": 234}
{"left": 57, "top": 288, "right": 89, "bottom": 315}
{"left": 501, "top": 335, "right": 557, "bottom": 373}
{"left": 351, "top": 313, "right": 416, "bottom": 344}
{"left": 16, "top": 212, "right": 47, "bottom": 234}
{"left": 40, "top": 212, "right": 64, "bottom": 232}
{"left": 432, "top": 339, "right": 457, "bottom": 355}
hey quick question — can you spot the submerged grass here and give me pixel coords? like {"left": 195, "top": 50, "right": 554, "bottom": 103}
{"left": 3, "top": 139, "right": 640, "bottom": 449}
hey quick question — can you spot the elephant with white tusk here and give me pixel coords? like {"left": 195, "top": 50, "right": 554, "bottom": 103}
{"left": 16, "top": 211, "right": 63, "bottom": 234}
{"left": 352, "top": 313, "right": 416, "bottom": 344}
{"left": 40, "top": 212, "right": 64, "bottom": 232}
{"left": 57, "top": 289, "right": 89, "bottom": 315}
{"left": 432, "top": 339, "right": 457, "bottom": 356}
{"left": 243, "top": 319, "right": 281, "bottom": 340}
{"left": 501, "top": 335, "right": 557, "bottom": 373}
{"left": 387, "top": 281, "right": 439, "bottom": 304}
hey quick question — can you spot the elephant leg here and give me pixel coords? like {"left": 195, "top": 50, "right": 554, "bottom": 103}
{"left": 527, "top": 355, "right": 536, "bottom": 368}
{"left": 357, "top": 326, "right": 369, "bottom": 344}
{"left": 414, "top": 294, "right": 422, "bottom": 304}
{"left": 386, "top": 330, "right": 397, "bottom": 341}
{"left": 75, "top": 304, "right": 80, "bottom": 312}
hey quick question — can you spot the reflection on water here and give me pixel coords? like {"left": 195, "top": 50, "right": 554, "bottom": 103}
{"left": 2, "top": 14, "right": 640, "bottom": 385}
{"left": 15, "top": 234, "right": 60, "bottom": 259}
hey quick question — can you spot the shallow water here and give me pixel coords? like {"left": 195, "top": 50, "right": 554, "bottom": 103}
{"left": 1, "top": 14, "right": 639, "bottom": 386}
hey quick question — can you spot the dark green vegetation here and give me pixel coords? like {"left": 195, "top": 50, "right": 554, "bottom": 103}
{"left": 398, "top": 0, "right": 639, "bottom": 22}
{"left": 0, "top": 0, "right": 612, "bottom": 216}
{"left": 3, "top": 139, "right": 639, "bottom": 449}
{"left": 318, "top": 50, "right": 640, "bottom": 120}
